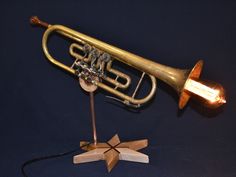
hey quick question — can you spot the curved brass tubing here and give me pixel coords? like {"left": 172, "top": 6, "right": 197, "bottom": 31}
{"left": 31, "top": 16, "right": 225, "bottom": 109}
{"left": 41, "top": 24, "right": 157, "bottom": 106}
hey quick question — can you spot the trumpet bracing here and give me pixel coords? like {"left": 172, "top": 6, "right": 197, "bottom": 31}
{"left": 30, "top": 16, "right": 226, "bottom": 109}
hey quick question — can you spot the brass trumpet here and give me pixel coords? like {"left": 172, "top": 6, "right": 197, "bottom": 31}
{"left": 30, "top": 16, "right": 226, "bottom": 109}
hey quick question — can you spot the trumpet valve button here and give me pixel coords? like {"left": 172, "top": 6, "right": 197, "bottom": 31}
{"left": 100, "top": 53, "right": 111, "bottom": 62}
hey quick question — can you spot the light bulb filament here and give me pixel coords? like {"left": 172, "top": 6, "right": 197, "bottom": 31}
{"left": 185, "top": 79, "right": 226, "bottom": 104}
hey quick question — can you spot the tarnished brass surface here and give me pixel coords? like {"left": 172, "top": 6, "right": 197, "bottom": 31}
{"left": 30, "top": 16, "right": 225, "bottom": 109}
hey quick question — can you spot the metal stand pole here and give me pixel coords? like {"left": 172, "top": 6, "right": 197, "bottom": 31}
{"left": 73, "top": 91, "right": 149, "bottom": 172}
{"left": 89, "top": 92, "right": 97, "bottom": 145}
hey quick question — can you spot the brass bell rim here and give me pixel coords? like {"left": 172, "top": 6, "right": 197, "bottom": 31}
{"left": 178, "top": 60, "right": 204, "bottom": 109}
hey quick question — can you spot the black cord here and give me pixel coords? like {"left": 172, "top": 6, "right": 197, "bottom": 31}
{"left": 21, "top": 143, "right": 90, "bottom": 177}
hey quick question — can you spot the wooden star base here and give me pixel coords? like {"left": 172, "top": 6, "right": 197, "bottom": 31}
{"left": 73, "top": 134, "right": 149, "bottom": 172}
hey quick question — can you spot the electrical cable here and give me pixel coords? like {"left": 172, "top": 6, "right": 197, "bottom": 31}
{"left": 21, "top": 143, "right": 90, "bottom": 177}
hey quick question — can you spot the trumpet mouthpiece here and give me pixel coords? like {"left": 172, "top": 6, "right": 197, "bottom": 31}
{"left": 30, "top": 16, "right": 40, "bottom": 25}
{"left": 30, "top": 16, "right": 49, "bottom": 28}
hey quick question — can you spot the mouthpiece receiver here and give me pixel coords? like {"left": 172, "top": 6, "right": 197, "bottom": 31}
{"left": 30, "top": 16, "right": 50, "bottom": 28}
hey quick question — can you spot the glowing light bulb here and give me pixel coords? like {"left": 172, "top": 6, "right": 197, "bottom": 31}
{"left": 184, "top": 79, "right": 226, "bottom": 107}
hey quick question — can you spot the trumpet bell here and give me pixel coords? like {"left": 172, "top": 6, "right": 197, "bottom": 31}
{"left": 178, "top": 60, "right": 203, "bottom": 109}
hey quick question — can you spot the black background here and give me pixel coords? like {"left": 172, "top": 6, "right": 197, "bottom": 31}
{"left": 1, "top": 0, "right": 236, "bottom": 177}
